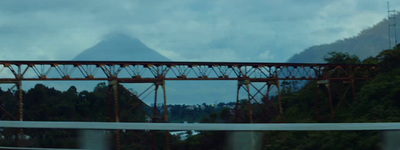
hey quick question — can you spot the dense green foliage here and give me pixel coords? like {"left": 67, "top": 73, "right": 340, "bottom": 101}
{"left": 175, "top": 49, "right": 400, "bottom": 149}
{"left": 268, "top": 49, "right": 400, "bottom": 149}
{"left": 0, "top": 83, "right": 146, "bottom": 148}
{"left": 323, "top": 51, "right": 361, "bottom": 64}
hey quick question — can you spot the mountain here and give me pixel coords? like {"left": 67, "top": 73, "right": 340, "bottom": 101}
{"left": 71, "top": 33, "right": 237, "bottom": 105}
{"left": 73, "top": 34, "right": 170, "bottom": 61}
{"left": 288, "top": 14, "right": 399, "bottom": 63}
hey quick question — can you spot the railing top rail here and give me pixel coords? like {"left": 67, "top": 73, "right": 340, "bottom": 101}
{"left": 0, "top": 60, "right": 376, "bottom": 67}
{"left": 0, "top": 121, "right": 398, "bottom": 131}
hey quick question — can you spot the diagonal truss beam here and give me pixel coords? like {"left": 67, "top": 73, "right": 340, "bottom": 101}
{"left": 0, "top": 61, "right": 376, "bottom": 82}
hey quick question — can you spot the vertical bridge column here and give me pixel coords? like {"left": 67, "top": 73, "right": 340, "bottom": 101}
{"left": 265, "top": 80, "right": 284, "bottom": 122}
{"left": 17, "top": 81, "right": 24, "bottom": 147}
{"left": 236, "top": 79, "right": 253, "bottom": 123}
{"left": 316, "top": 79, "right": 357, "bottom": 121}
{"left": 153, "top": 80, "right": 169, "bottom": 122}
{"left": 275, "top": 80, "right": 284, "bottom": 122}
{"left": 236, "top": 79, "right": 284, "bottom": 123}
{"left": 154, "top": 80, "right": 170, "bottom": 150}
{"left": 316, "top": 80, "right": 334, "bottom": 120}
{"left": 4, "top": 63, "right": 31, "bottom": 146}
{"left": 108, "top": 80, "right": 120, "bottom": 150}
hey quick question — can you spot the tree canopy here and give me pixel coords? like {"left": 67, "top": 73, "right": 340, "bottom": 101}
{"left": 323, "top": 52, "right": 361, "bottom": 64}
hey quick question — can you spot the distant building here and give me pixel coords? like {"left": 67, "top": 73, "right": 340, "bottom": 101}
{"left": 169, "top": 121, "right": 200, "bottom": 140}
{"left": 170, "top": 130, "right": 200, "bottom": 141}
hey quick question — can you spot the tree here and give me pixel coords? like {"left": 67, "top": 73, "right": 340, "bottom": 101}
{"left": 323, "top": 52, "right": 360, "bottom": 64}
{"left": 376, "top": 47, "right": 400, "bottom": 71}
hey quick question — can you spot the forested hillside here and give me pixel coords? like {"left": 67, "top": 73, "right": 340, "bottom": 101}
{"left": 261, "top": 46, "right": 400, "bottom": 149}
{"left": 288, "top": 14, "right": 399, "bottom": 63}
{"left": 177, "top": 45, "right": 400, "bottom": 150}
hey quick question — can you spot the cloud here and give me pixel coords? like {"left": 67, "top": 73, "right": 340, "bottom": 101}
{"left": 0, "top": 0, "right": 397, "bottom": 62}
{"left": 257, "top": 50, "right": 274, "bottom": 60}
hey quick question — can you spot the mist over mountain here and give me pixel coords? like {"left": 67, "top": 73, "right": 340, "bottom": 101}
{"left": 288, "top": 14, "right": 399, "bottom": 63}
{"left": 73, "top": 34, "right": 169, "bottom": 61}
{"left": 71, "top": 33, "right": 236, "bottom": 105}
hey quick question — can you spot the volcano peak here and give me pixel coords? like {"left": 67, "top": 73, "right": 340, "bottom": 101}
{"left": 73, "top": 34, "right": 169, "bottom": 61}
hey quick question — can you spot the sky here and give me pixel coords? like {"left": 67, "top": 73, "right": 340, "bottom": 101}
{"left": 1, "top": 0, "right": 399, "bottom": 62}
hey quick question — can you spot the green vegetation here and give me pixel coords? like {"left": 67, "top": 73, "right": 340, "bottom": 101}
{"left": 0, "top": 83, "right": 145, "bottom": 148}
{"left": 176, "top": 47, "right": 400, "bottom": 150}
{"left": 323, "top": 51, "right": 361, "bottom": 64}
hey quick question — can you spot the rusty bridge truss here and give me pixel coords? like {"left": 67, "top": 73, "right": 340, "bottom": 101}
{"left": 0, "top": 61, "right": 376, "bottom": 149}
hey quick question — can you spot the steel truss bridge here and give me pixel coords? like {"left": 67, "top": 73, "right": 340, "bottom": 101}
{"left": 0, "top": 61, "right": 376, "bottom": 150}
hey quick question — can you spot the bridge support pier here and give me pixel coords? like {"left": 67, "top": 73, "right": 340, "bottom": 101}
{"left": 315, "top": 83, "right": 320, "bottom": 120}
{"left": 235, "top": 79, "right": 283, "bottom": 123}
{"left": 108, "top": 80, "right": 120, "bottom": 150}
{"left": 154, "top": 80, "right": 168, "bottom": 123}
{"left": 17, "top": 81, "right": 24, "bottom": 147}
{"left": 0, "top": 81, "right": 26, "bottom": 146}
{"left": 316, "top": 80, "right": 334, "bottom": 120}
{"left": 236, "top": 79, "right": 253, "bottom": 123}
{"left": 154, "top": 81, "right": 170, "bottom": 150}
{"left": 316, "top": 79, "right": 357, "bottom": 121}
{"left": 0, "top": 85, "right": 17, "bottom": 121}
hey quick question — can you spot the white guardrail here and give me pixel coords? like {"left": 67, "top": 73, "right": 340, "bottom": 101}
{"left": 1, "top": 121, "right": 400, "bottom": 150}
{"left": 1, "top": 121, "right": 400, "bottom": 131}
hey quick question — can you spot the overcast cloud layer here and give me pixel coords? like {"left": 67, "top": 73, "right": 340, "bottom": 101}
{"left": 0, "top": 0, "right": 399, "bottom": 62}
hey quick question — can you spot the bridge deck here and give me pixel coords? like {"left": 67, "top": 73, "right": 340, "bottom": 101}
{"left": 0, "top": 61, "right": 376, "bottom": 82}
